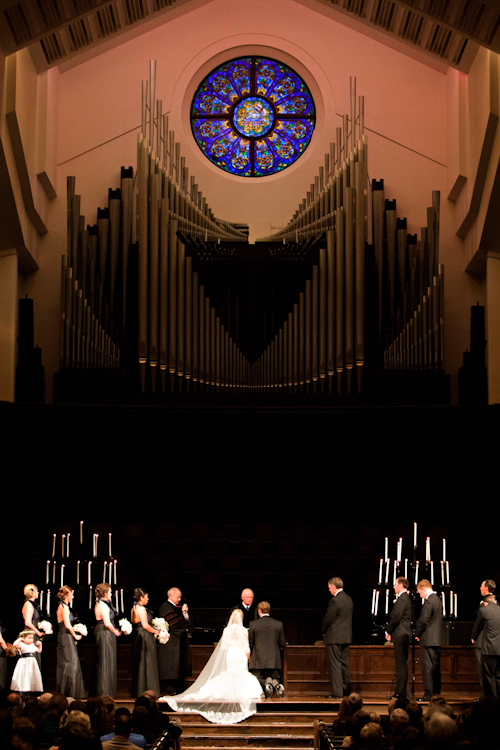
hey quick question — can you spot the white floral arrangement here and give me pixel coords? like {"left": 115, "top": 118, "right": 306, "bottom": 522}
{"left": 119, "top": 618, "right": 132, "bottom": 635}
{"left": 152, "top": 618, "right": 170, "bottom": 645}
{"left": 38, "top": 621, "right": 53, "bottom": 635}
{"left": 73, "top": 623, "right": 88, "bottom": 637}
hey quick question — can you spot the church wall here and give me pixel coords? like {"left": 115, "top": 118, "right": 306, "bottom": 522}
{"left": 13, "top": 0, "right": 487, "bottom": 402}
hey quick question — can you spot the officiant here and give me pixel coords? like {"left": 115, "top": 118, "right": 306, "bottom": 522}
{"left": 158, "top": 587, "right": 191, "bottom": 695}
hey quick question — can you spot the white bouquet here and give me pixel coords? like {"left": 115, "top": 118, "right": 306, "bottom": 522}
{"left": 119, "top": 618, "right": 132, "bottom": 635}
{"left": 73, "top": 623, "right": 88, "bottom": 637}
{"left": 152, "top": 618, "right": 170, "bottom": 644}
{"left": 38, "top": 621, "right": 53, "bottom": 635}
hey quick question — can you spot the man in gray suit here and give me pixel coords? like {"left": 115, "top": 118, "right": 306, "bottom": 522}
{"left": 471, "top": 593, "right": 500, "bottom": 697}
{"left": 415, "top": 579, "right": 443, "bottom": 702}
{"left": 322, "top": 577, "right": 353, "bottom": 699}
{"left": 472, "top": 579, "right": 496, "bottom": 689}
{"left": 385, "top": 576, "right": 412, "bottom": 699}
{"left": 249, "top": 601, "right": 286, "bottom": 697}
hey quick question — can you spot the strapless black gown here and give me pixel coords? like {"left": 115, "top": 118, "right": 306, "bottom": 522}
{"left": 130, "top": 606, "right": 160, "bottom": 697}
{"left": 56, "top": 604, "right": 85, "bottom": 698}
{"left": 92, "top": 600, "right": 118, "bottom": 697}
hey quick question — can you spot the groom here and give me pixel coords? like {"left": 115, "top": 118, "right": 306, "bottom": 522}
{"left": 249, "top": 601, "right": 286, "bottom": 697}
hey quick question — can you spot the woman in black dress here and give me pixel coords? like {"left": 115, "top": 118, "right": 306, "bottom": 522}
{"left": 56, "top": 586, "right": 85, "bottom": 698}
{"left": 0, "top": 620, "right": 8, "bottom": 694}
{"left": 92, "top": 583, "right": 121, "bottom": 697}
{"left": 130, "top": 588, "right": 160, "bottom": 697}
{"left": 22, "top": 584, "right": 43, "bottom": 668}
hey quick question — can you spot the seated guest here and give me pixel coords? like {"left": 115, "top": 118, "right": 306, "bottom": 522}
{"left": 138, "top": 692, "right": 182, "bottom": 742}
{"left": 389, "top": 708, "right": 409, "bottom": 743}
{"left": 404, "top": 703, "right": 422, "bottom": 727}
{"left": 86, "top": 695, "right": 110, "bottom": 738}
{"left": 58, "top": 724, "right": 102, "bottom": 750}
{"left": 132, "top": 706, "right": 156, "bottom": 745}
{"left": 38, "top": 693, "right": 53, "bottom": 711}
{"left": 358, "top": 722, "right": 385, "bottom": 750}
{"left": 11, "top": 716, "right": 37, "bottom": 749}
{"left": 343, "top": 710, "right": 372, "bottom": 748}
{"left": 64, "top": 710, "right": 91, "bottom": 731}
{"left": 101, "top": 707, "right": 146, "bottom": 749}
{"left": 102, "top": 712, "right": 144, "bottom": 750}
{"left": 423, "top": 712, "right": 458, "bottom": 749}
{"left": 333, "top": 693, "right": 364, "bottom": 735}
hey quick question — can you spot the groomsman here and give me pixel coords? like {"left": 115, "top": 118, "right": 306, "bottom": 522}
{"left": 471, "top": 593, "right": 500, "bottom": 697}
{"left": 415, "top": 579, "right": 443, "bottom": 702}
{"left": 385, "top": 576, "right": 412, "bottom": 699}
{"left": 472, "top": 579, "right": 496, "bottom": 688}
{"left": 322, "top": 577, "right": 353, "bottom": 699}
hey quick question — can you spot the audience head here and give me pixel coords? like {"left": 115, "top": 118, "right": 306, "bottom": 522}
{"left": 359, "top": 722, "right": 383, "bottom": 747}
{"left": 338, "top": 693, "right": 363, "bottom": 720}
{"left": 390, "top": 708, "right": 409, "bottom": 737}
{"left": 59, "top": 724, "right": 101, "bottom": 750}
{"left": 38, "top": 693, "right": 53, "bottom": 710}
{"left": 132, "top": 706, "right": 149, "bottom": 731}
{"left": 405, "top": 702, "right": 423, "bottom": 726}
{"left": 368, "top": 712, "right": 381, "bottom": 725}
{"left": 101, "top": 694, "right": 115, "bottom": 714}
{"left": 11, "top": 716, "right": 36, "bottom": 748}
{"left": 423, "top": 712, "right": 458, "bottom": 748}
{"left": 115, "top": 712, "right": 133, "bottom": 737}
{"left": 142, "top": 690, "right": 158, "bottom": 706}
{"left": 346, "top": 710, "right": 371, "bottom": 742}
{"left": 47, "top": 693, "right": 69, "bottom": 718}
{"left": 64, "top": 710, "right": 91, "bottom": 731}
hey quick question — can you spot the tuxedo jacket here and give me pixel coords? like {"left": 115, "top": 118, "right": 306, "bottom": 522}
{"left": 233, "top": 602, "right": 258, "bottom": 630}
{"left": 387, "top": 592, "right": 412, "bottom": 643}
{"left": 249, "top": 615, "right": 286, "bottom": 669}
{"left": 322, "top": 590, "right": 353, "bottom": 645}
{"left": 415, "top": 593, "right": 442, "bottom": 647}
{"left": 471, "top": 603, "right": 500, "bottom": 655}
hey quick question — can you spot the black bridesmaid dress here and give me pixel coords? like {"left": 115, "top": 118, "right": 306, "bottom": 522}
{"left": 0, "top": 621, "right": 7, "bottom": 694}
{"left": 130, "top": 605, "right": 160, "bottom": 697}
{"left": 56, "top": 603, "right": 85, "bottom": 698}
{"left": 24, "top": 598, "right": 42, "bottom": 669}
{"left": 92, "top": 600, "right": 118, "bottom": 697}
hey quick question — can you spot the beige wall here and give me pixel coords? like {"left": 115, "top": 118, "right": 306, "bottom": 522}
{"left": 4, "top": 0, "right": 496, "bottom": 403}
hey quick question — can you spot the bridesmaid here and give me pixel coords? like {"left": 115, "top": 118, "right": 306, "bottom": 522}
{"left": 0, "top": 620, "right": 8, "bottom": 694}
{"left": 22, "top": 584, "right": 43, "bottom": 668}
{"left": 130, "top": 588, "right": 160, "bottom": 697}
{"left": 56, "top": 586, "right": 85, "bottom": 698}
{"left": 92, "top": 583, "right": 121, "bottom": 697}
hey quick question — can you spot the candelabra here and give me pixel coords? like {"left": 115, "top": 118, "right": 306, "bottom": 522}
{"left": 41, "top": 522, "right": 125, "bottom": 623}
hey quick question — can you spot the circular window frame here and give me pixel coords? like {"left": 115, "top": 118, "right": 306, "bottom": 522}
{"left": 190, "top": 55, "right": 317, "bottom": 178}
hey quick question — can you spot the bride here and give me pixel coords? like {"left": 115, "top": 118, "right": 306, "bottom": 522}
{"left": 160, "top": 608, "right": 263, "bottom": 724}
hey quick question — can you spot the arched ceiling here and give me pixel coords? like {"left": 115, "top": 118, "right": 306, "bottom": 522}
{"left": 0, "top": 0, "right": 498, "bottom": 73}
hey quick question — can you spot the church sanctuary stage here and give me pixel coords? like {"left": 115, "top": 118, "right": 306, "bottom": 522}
{"left": 38, "top": 643, "right": 481, "bottom": 702}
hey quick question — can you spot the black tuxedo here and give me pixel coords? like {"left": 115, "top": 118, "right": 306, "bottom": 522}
{"left": 234, "top": 602, "right": 257, "bottom": 630}
{"left": 157, "top": 601, "right": 190, "bottom": 689}
{"left": 249, "top": 615, "right": 286, "bottom": 669}
{"left": 387, "top": 591, "right": 412, "bottom": 698}
{"left": 473, "top": 599, "right": 488, "bottom": 688}
{"left": 249, "top": 615, "right": 286, "bottom": 689}
{"left": 416, "top": 592, "right": 443, "bottom": 698}
{"left": 471, "top": 602, "right": 500, "bottom": 697}
{"left": 322, "top": 590, "right": 353, "bottom": 697}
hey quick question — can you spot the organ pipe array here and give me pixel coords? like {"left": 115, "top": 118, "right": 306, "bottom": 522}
{"left": 136, "top": 62, "right": 247, "bottom": 393}
{"left": 59, "top": 61, "right": 248, "bottom": 392}
{"left": 256, "top": 77, "right": 445, "bottom": 392}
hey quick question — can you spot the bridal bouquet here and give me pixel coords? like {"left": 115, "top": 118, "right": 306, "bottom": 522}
{"left": 73, "top": 623, "right": 88, "bottom": 637}
{"left": 152, "top": 618, "right": 170, "bottom": 644}
{"left": 119, "top": 618, "right": 132, "bottom": 635}
{"left": 38, "top": 621, "right": 53, "bottom": 635}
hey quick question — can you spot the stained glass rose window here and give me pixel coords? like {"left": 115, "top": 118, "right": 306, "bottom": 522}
{"left": 191, "top": 57, "right": 316, "bottom": 177}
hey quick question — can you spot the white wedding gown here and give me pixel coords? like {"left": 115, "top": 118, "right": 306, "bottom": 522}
{"left": 160, "top": 614, "right": 262, "bottom": 724}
